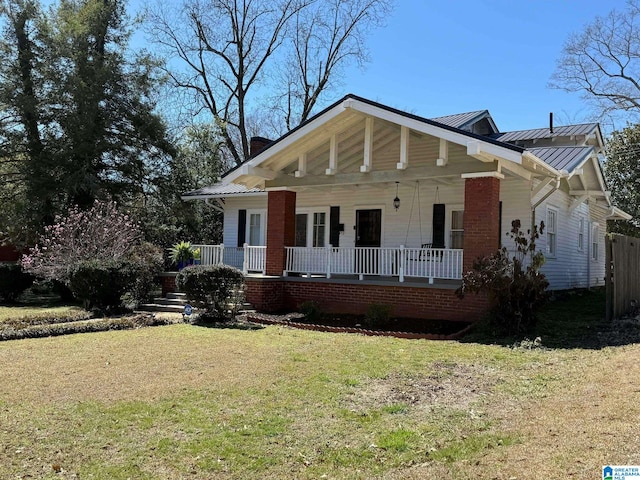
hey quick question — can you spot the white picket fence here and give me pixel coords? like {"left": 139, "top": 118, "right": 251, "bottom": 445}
{"left": 284, "top": 245, "right": 463, "bottom": 283}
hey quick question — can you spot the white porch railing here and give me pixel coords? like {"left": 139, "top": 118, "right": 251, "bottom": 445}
{"left": 192, "top": 244, "right": 266, "bottom": 274}
{"left": 284, "top": 245, "right": 463, "bottom": 283}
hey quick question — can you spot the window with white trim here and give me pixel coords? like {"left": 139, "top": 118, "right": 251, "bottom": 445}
{"left": 294, "top": 210, "right": 329, "bottom": 247}
{"left": 578, "top": 217, "right": 585, "bottom": 252}
{"left": 450, "top": 210, "right": 464, "bottom": 249}
{"left": 547, "top": 208, "right": 557, "bottom": 257}
{"left": 592, "top": 223, "right": 599, "bottom": 261}
{"left": 313, "top": 212, "right": 326, "bottom": 247}
{"left": 248, "top": 213, "right": 263, "bottom": 246}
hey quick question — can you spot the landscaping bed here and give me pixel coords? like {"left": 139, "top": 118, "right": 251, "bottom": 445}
{"left": 246, "top": 312, "right": 473, "bottom": 339}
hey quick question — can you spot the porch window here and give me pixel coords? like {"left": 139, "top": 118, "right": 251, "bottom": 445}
{"left": 547, "top": 208, "right": 557, "bottom": 257}
{"left": 313, "top": 212, "right": 326, "bottom": 247}
{"left": 248, "top": 213, "right": 262, "bottom": 246}
{"left": 577, "top": 217, "right": 585, "bottom": 252}
{"left": 450, "top": 210, "right": 464, "bottom": 249}
{"left": 295, "top": 214, "right": 308, "bottom": 247}
{"left": 592, "top": 223, "right": 599, "bottom": 261}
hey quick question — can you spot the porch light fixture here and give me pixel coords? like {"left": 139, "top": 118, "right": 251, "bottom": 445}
{"left": 393, "top": 181, "right": 400, "bottom": 211}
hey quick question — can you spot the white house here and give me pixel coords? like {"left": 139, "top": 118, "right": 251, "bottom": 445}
{"left": 181, "top": 94, "right": 630, "bottom": 321}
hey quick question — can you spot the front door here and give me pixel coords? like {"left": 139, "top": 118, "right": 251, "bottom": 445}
{"left": 355, "top": 209, "right": 381, "bottom": 247}
{"left": 355, "top": 209, "right": 381, "bottom": 275}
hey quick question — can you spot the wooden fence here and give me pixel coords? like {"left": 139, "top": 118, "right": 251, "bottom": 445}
{"left": 606, "top": 233, "right": 640, "bottom": 321}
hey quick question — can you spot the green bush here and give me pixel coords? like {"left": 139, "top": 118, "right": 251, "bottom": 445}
{"left": 123, "top": 242, "right": 164, "bottom": 307}
{"left": 298, "top": 300, "right": 324, "bottom": 323}
{"left": 457, "top": 220, "right": 550, "bottom": 335}
{"left": 0, "top": 264, "right": 34, "bottom": 303}
{"left": 68, "top": 260, "right": 137, "bottom": 311}
{"left": 365, "top": 303, "right": 392, "bottom": 328}
{"left": 176, "top": 264, "right": 245, "bottom": 320}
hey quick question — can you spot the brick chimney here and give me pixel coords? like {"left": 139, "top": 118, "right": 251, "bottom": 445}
{"left": 249, "top": 136, "right": 272, "bottom": 157}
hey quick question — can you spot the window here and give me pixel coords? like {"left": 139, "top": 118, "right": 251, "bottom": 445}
{"left": 294, "top": 210, "right": 328, "bottom": 247}
{"left": 313, "top": 212, "right": 326, "bottom": 247}
{"left": 547, "top": 208, "right": 557, "bottom": 256}
{"left": 450, "top": 210, "right": 464, "bottom": 249}
{"left": 578, "top": 217, "right": 585, "bottom": 252}
{"left": 592, "top": 223, "right": 599, "bottom": 261}
{"left": 295, "top": 214, "right": 308, "bottom": 247}
{"left": 248, "top": 213, "right": 262, "bottom": 246}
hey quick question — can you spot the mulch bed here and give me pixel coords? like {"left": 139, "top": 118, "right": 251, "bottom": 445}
{"left": 245, "top": 312, "right": 473, "bottom": 340}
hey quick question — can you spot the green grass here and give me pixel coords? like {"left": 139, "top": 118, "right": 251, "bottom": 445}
{"left": 0, "top": 289, "right": 635, "bottom": 478}
{"left": 0, "top": 304, "right": 87, "bottom": 324}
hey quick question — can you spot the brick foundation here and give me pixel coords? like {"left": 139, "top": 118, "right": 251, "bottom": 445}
{"left": 246, "top": 277, "right": 489, "bottom": 322}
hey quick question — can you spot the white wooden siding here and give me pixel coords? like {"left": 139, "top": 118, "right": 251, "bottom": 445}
{"left": 221, "top": 178, "right": 606, "bottom": 291}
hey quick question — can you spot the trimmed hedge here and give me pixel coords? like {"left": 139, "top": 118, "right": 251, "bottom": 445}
{"left": 176, "top": 264, "right": 245, "bottom": 320}
{"left": 68, "top": 259, "right": 136, "bottom": 311}
{"left": 0, "top": 264, "right": 34, "bottom": 303}
{"left": 0, "top": 314, "right": 179, "bottom": 342}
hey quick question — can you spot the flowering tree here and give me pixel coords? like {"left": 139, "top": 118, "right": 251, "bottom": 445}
{"left": 22, "top": 200, "right": 141, "bottom": 283}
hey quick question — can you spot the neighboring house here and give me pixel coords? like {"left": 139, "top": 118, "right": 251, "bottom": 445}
{"left": 182, "top": 94, "right": 630, "bottom": 321}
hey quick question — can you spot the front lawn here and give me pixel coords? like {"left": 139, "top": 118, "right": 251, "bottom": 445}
{"left": 0, "top": 290, "right": 637, "bottom": 479}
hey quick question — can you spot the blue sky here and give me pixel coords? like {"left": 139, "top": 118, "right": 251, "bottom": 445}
{"left": 339, "top": 0, "right": 629, "bottom": 133}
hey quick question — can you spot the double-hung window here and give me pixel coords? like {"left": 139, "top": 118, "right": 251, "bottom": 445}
{"left": 547, "top": 208, "right": 557, "bottom": 257}
{"left": 294, "top": 210, "right": 328, "bottom": 247}
{"left": 578, "top": 217, "right": 585, "bottom": 252}
{"left": 592, "top": 223, "right": 599, "bottom": 261}
{"left": 450, "top": 210, "right": 464, "bottom": 249}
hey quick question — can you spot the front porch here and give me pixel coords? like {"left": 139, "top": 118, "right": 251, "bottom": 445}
{"left": 194, "top": 244, "right": 463, "bottom": 284}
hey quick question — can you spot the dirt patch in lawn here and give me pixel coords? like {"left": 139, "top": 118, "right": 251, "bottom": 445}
{"left": 345, "top": 362, "right": 500, "bottom": 414}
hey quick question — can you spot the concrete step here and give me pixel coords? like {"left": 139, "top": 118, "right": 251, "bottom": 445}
{"left": 166, "top": 292, "right": 187, "bottom": 300}
{"left": 137, "top": 303, "right": 187, "bottom": 314}
{"left": 153, "top": 297, "right": 189, "bottom": 306}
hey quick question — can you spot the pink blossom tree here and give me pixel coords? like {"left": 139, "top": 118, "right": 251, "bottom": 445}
{"left": 22, "top": 200, "right": 142, "bottom": 283}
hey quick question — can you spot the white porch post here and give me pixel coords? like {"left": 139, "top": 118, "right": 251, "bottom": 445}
{"left": 242, "top": 242, "right": 248, "bottom": 274}
{"left": 399, "top": 245, "right": 405, "bottom": 283}
{"left": 326, "top": 244, "right": 332, "bottom": 279}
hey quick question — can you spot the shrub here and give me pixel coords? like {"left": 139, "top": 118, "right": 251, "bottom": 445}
{"left": 457, "top": 220, "right": 550, "bottom": 335}
{"left": 0, "top": 264, "right": 34, "bottom": 303}
{"left": 176, "top": 264, "right": 245, "bottom": 321}
{"left": 298, "top": 300, "right": 324, "bottom": 323}
{"left": 123, "top": 242, "right": 164, "bottom": 307}
{"left": 68, "top": 260, "right": 137, "bottom": 311}
{"left": 365, "top": 303, "right": 392, "bottom": 328}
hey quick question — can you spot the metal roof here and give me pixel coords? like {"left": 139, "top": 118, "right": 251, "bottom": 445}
{"left": 526, "top": 146, "right": 595, "bottom": 172}
{"left": 495, "top": 123, "right": 598, "bottom": 143}
{"left": 182, "top": 182, "right": 266, "bottom": 199}
{"left": 429, "top": 110, "right": 490, "bottom": 129}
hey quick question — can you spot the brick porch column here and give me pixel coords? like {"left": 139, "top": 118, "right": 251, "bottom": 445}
{"left": 463, "top": 176, "right": 501, "bottom": 272}
{"left": 265, "top": 190, "right": 296, "bottom": 276}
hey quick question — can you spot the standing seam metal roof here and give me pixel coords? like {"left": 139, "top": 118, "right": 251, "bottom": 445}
{"left": 526, "top": 146, "right": 595, "bottom": 172}
{"left": 495, "top": 124, "right": 598, "bottom": 143}
{"left": 429, "top": 110, "right": 490, "bottom": 129}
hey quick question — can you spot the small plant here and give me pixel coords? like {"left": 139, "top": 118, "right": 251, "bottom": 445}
{"left": 299, "top": 300, "right": 324, "bottom": 323}
{"left": 365, "top": 303, "right": 392, "bottom": 328}
{"left": 457, "top": 219, "right": 550, "bottom": 335}
{"left": 176, "top": 264, "right": 245, "bottom": 321}
{"left": 169, "top": 241, "right": 195, "bottom": 269}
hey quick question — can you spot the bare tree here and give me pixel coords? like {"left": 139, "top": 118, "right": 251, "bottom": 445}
{"left": 550, "top": 0, "right": 640, "bottom": 122}
{"left": 277, "top": 0, "right": 391, "bottom": 130}
{"left": 145, "top": 0, "right": 392, "bottom": 166}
